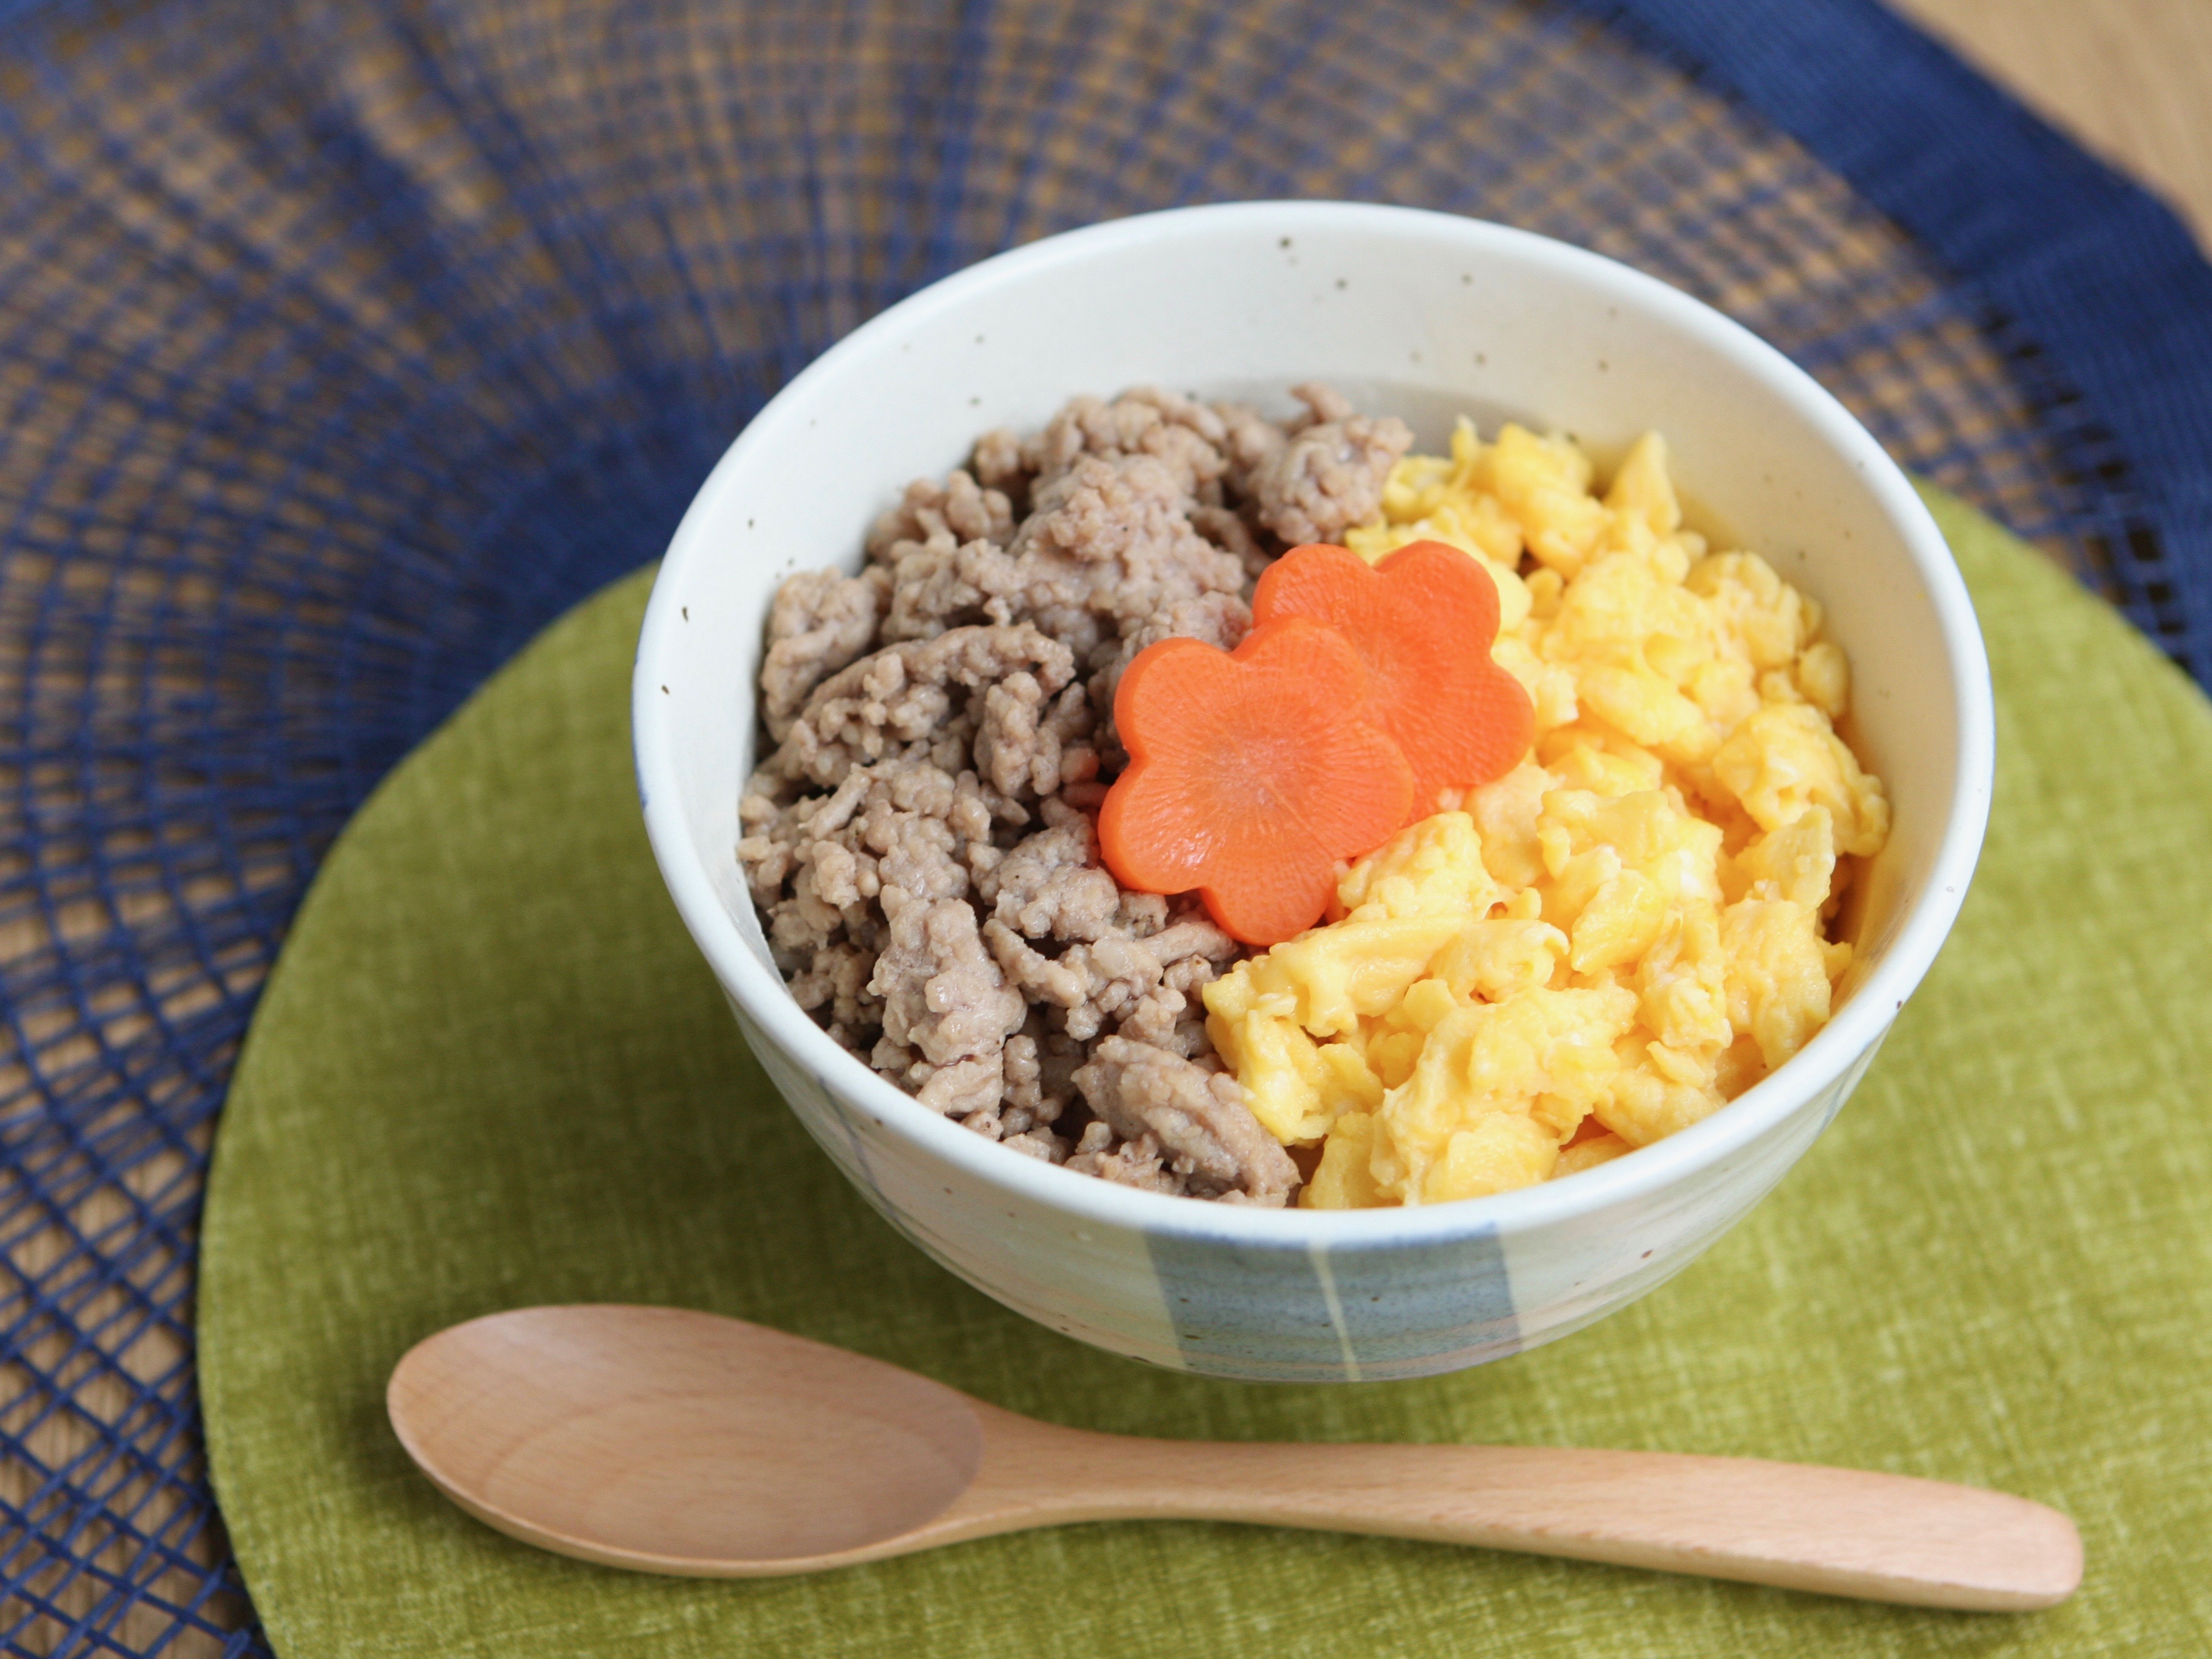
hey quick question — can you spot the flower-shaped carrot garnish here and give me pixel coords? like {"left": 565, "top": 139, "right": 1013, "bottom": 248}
{"left": 1254, "top": 540, "right": 1534, "bottom": 819}
{"left": 1099, "top": 618, "right": 1414, "bottom": 947}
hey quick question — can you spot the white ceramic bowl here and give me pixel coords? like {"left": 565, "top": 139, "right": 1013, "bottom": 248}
{"left": 633, "top": 202, "right": 1993, "bottom": 1382}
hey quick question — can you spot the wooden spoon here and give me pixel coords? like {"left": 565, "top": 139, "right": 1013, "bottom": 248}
{"left": 387, "top": 1304, "right": 2080, "bottom": 1609}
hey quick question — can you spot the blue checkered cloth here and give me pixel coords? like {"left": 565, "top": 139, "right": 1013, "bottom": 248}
{"left": 4, "top": 1, "right": 2208, "bottom": 1651}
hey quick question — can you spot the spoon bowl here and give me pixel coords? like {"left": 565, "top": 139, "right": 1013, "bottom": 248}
{"left": 391, "top": 1306, "right": 986, "bottom": 1569}
{"left": 389, "top": 1304, "right": 2081, "bottom": 1608}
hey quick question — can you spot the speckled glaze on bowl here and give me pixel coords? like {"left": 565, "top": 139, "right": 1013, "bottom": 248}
{"left": 632, "top": 202, "right": 1992, "bottom": 1382}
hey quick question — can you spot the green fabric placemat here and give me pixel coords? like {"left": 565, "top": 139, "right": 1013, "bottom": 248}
{"left": 200, "top": 491, "right": 2212, "bottom": 1657}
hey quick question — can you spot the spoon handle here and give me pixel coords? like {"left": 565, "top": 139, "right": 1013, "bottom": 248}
{"left": 968, "top": 1424, "right": 2080, "bottom": 1610}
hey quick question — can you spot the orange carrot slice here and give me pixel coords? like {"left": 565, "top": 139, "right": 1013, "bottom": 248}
{"left": 1100, "top": 618, "right": 1415, "bottom": 947}
{"left": 1253, "top": 540, "right": 1534, "bottom": 818}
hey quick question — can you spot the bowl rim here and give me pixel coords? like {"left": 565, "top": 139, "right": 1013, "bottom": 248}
{"left": 633, "top": 199, "right": 1995, "bottom": 1246}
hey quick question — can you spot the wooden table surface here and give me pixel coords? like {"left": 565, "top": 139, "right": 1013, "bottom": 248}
{"left": 1891, "top": 0, "right": 2212, "bottom": 250}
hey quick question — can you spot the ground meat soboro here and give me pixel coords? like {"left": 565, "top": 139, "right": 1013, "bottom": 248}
{"left": 739, "top": 384, "right": 1411, "bottom": 1205}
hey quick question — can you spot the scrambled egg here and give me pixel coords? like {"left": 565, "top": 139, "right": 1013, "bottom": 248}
{"left": 1204, "top": 421, "right": 1888, "bottom": 1208}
